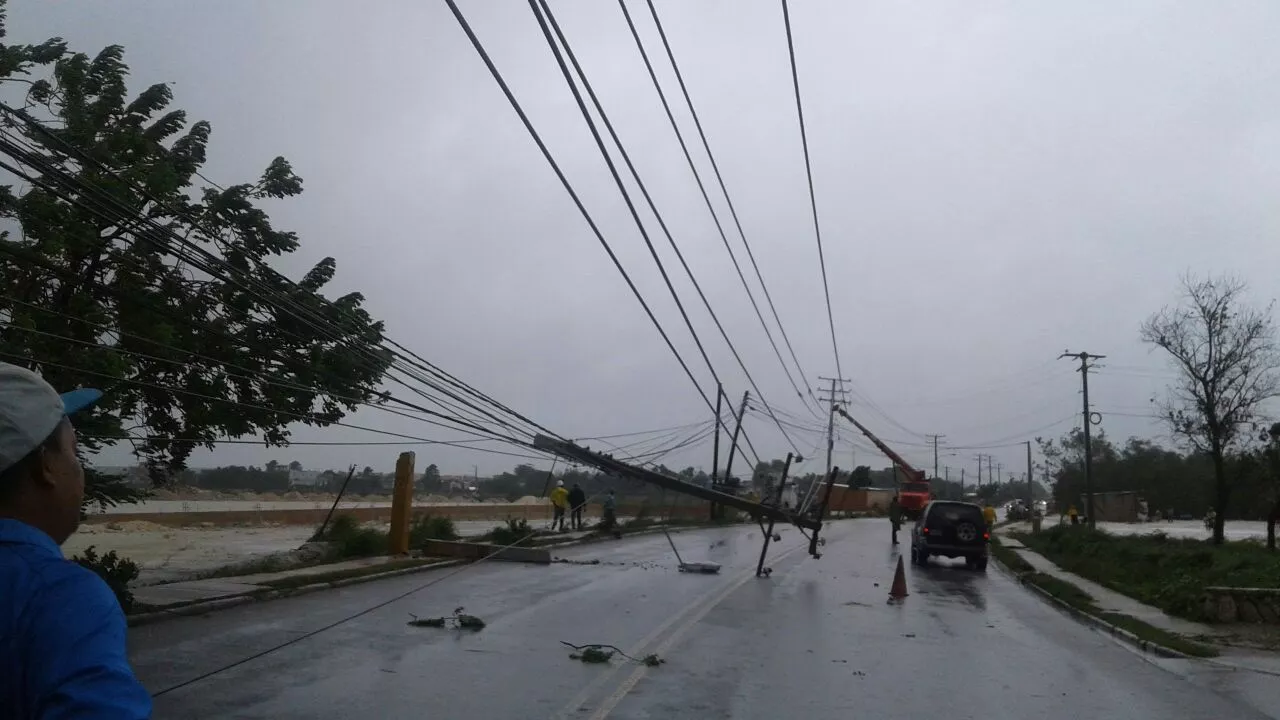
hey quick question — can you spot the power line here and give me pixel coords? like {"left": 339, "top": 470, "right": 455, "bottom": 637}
{"left": 0, "top": 139, "right": 535, "bottom": 447}
{"left": 534, "top": 0, "right": 802, "bottom": 453}
{"left": 622, "top": 0, "right": 823, "bottom": 418}
{"left": 0, "top": 107, "right": 563, "bottom": 451}
{"left": 83, "top": 434, "right": 550, "bottom": 460}
{"left": 0, "top": 350, "right": 541, "bottom": 454}
{"left": 442, "top": 0, "right": 722, "bottom": 426}
{"left": 778, "top": 0, "right": 842, "bottom": 384}
{"left": 0, "top": 318, "right": 527, "bottom": 445}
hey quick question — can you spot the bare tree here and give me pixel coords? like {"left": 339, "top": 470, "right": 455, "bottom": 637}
{"left": 1140, "top": 274, "right": 1280, "bottom": 544}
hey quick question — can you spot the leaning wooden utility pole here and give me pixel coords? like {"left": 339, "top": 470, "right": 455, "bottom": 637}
{"left": 719, "top": 391, "right": 749, "bottom": 519}
{"left": 1061, "top": 350, "right": 1104, "bottom": 529}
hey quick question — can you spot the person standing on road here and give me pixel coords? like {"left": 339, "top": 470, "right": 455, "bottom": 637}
{"left": 602, "top": 489, "right": 620, "bottom": 538}
{"left": 549, "top": 480, "right": 569, "bottom": 532}
{"left": 1068, "top": 504, "right": 1079, "bottom": 526}
{"left": 888, "top": 494, "right": 903, "bottom": 545}
{"left": 567, "top": 482, "right": 586, "bottom": 530}
{"left": 983, "top": 501, "right": 997, "bottom": 529}
{"left": 0, "top": 362, "right": 152, "bottom": 719}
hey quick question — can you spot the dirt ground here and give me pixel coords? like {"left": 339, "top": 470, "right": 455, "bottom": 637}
{"left": 63, "top": 518, "right": 531, "bottom": 586}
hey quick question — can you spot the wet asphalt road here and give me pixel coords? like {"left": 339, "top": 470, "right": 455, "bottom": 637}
{"left": 129, "top": 519, "right": 1279, "bottom": 719}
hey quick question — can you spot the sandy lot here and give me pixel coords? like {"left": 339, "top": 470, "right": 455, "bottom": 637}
{"left": 64, "top": 518, "right": 520, "bottom": 586}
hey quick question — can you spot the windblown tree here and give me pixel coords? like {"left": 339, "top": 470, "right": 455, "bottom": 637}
{"left": 1141, "top": 274, "right": 1280, "bottom": 544}
{"left": 0, "top": 6, "right": 392, "bottom": 509}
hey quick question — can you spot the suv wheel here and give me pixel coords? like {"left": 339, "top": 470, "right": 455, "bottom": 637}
{"left": 916, "top": 549, "right": 929, "bottom": 566}
{"left": 975, "top": 558, "right": 987, "bottom": 572}
{"left": 956, "top": 521, "right": 978, "bottom": 543}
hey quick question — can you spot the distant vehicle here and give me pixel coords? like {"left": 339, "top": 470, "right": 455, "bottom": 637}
{"left": 910, "top": 500, "right": 990, "bottom": 572}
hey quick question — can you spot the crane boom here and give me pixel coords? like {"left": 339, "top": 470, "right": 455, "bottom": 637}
{"left": 834, "top": 406, "right": 925, "bottom": 480}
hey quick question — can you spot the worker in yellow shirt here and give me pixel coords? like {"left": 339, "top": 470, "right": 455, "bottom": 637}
{"left": 549, "top": 480, "right": 569, "bottom": 531}
{"left": 982, "top": 502, "right": 997, "bottom": 528}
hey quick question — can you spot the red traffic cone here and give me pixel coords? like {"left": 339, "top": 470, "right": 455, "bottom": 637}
{"left": 888, "top": 555, "right": 909, "bottom": 599}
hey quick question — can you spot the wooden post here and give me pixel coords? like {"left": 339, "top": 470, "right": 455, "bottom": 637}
{"left": 389, "top": 451, "right": 416, "bottom": 555}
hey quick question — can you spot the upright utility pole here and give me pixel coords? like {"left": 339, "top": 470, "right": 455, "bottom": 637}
{"left": 709, "top": 384, "right": 724, "bottom": 520}
{"left": 974, "top": 455, "right": 985, "bottom": 487}
{"left": 711, "top": 383, "right": 724, "bottom": 485}
{"left": 927, "top": 434, "right": 946, "bottom": 479}
{"left": 1025, "top": 440, "right": 1034, "bottom": 508}
{"left": 817, "top": 376, "right": 850, "bottom": 481}
{"left": 1061, "top": 350, "right": 1105, "bottom": 529}
{"left": 960, "top": 467, "right": 965, "bottom": 495}
{"left": 996, "top": 462, "right": 1003, "bottom": 488}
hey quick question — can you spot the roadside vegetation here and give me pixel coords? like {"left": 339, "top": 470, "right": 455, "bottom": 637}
{"left": 1013, "top": 526, "right": 1280, "bottom": 621}
{"left": 991, "top": 535, "right": 1220, "bottom": 657}
{"left": 313, "top": 514, "right": 461, "bottom": 558}
{"left": 988, "top": 536, "right": 1034, "bottom": 574}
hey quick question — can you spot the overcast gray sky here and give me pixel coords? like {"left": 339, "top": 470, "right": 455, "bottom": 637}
{"left": 12, "top": 0, "right": 1280, "bottom": 480}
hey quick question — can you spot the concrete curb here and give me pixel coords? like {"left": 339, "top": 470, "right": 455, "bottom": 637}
{"left": 127, "top": 559, "right": 468, "bottom": 627}
{"left": 538, "top": 523, "right": 719, "bottom": 550}
{"left": 989, "top": 552, "right": 1193, "bottom": 660}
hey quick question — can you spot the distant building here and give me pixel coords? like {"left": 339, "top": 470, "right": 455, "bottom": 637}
{"left": 288, "top": 469, "right": 327, "bottom": 489}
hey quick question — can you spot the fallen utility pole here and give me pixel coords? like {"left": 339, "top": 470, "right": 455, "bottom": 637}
{"left": 316, "top": 464, "right": 356, "bottom": 539}
{"left": 532, "top": 435, "right": 827, "bottom": 540}
{"left": 755, "top": 451, "right": 794, "bottom": 578}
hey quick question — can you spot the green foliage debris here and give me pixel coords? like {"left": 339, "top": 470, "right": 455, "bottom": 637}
{"left": 408, "top": 607, "right": 485, "bottom": 631}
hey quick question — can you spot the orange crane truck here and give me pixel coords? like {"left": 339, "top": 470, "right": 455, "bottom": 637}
{"left": 835, "top": 407, "right": 932, "bottom": 520}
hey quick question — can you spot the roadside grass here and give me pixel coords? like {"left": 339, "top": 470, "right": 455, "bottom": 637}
{"left": 988, "top": 536, "right": 1035, "bottom": 574}
{"left": 258, "top": 558, "right": 443, "bottom": 590}
{"left": 994, "top": 531, "right": 1223, "bottom": 658}
{"left": 1026, "top": 571, "right": 1096, "bottom": 612}
{"left": 1013, "top": 525, "right": 1280, "bottom": 622}
{"left": 1019, "top": 568, "right": 1221, "bottom": 658}
{"left": 1098, "top": 612, "right": 1220, "bottom": 658}
{"left": 314, "top": 513, "right": 461, "bottom": 558}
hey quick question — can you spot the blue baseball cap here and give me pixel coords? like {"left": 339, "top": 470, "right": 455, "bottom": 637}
{"left": 0, "top": 362, "right": 101, "bottom": 474}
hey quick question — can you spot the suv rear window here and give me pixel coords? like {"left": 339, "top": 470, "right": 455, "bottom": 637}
{"left": 927, "top": 502, "right": 984, "bottom": 526}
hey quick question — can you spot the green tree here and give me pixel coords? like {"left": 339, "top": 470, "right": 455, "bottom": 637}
{"left": 0, "top": 7, "right": 392, "bottom": 511}
{"left": 288, "top": 460, "right": 303, "bottom": 472}
{"left": 418, "top": 463, "right": 442, "bottom": 493}
{"left": 1142, "top": 274, "right": 1280, "bottom": 544}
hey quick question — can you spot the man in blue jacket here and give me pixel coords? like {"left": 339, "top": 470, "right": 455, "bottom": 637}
{"left": 0, "top": 362, "right": 151, "bottom": 719}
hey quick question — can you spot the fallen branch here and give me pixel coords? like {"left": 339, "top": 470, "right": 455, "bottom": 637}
{"left": 408, "top": 606, "right": 486, "bottom": 631}
{"left": 561, "top": 641, "right": 664, "bottom": 667}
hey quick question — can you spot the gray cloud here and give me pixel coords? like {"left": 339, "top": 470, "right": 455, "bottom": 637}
{"left": 13, "top": 0, "right": 1280, "bottom": 478}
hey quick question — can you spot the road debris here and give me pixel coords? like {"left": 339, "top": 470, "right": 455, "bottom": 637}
{"left": 561, "top": 641, "right": 664, "bottom": 667}
{"left": 407, "top": 606, "right": 486, "bottom": 631}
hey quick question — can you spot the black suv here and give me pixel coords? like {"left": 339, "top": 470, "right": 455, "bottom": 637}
{"left": 910, "top": 500, "right": 989, "bottom": 571}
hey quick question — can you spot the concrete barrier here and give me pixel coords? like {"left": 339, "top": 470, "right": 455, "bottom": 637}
{"left": 421, "top": 539, "right": 551, "bottom": 564}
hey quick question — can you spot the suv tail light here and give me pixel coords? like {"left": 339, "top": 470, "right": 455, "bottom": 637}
{"left": 922, "top": 527, "right": 930, "bottom": 535}
{"left": 983, "top": 531, "right": 990, "bottom": 540}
